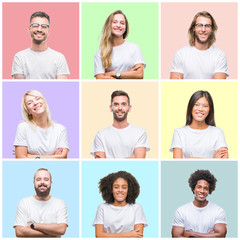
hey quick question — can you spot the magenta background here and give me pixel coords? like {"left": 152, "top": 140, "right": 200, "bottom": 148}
{"left": 2, "top": 82, "right": 79, "bottom": 158}
{"left": 161, "top": 2, "right": 238, "bottom": 79}
{"left": 2, "top": 2, "right": 79, "bottom": 79}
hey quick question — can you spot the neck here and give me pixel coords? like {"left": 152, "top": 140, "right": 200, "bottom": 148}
{"left": 33, "top": 114, "right": 50, "bottom": 129}
{"left": 112, "top": 36, "right": 125, "bottom": 47}
{"left": 193, "top": 198, "right": 208, "bottom": 208}
{"left": 189, "top": 120, "right": 208, "bottom": 130}
{"left": 34, "top": 194, "right": 51, "bottom": 201}
{"left": 112, "top": 200, "right": 127, "bottom": 207}
{"left": 31, "top": 41, "right": 48, "bottom": 52}
{"left": 194, "top": 40, "right": 210, "bottom": 50}
{"left": 112, "top": 119, "right": 129, "bottom": 129}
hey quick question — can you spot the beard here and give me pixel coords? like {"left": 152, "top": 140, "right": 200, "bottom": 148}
{"left": 113, "top": 110, "right": 129, "bottom": 122}
{"left": 35, "top": 184, "right": 51, "bottom": 198}
{"left": 31, "top": 32, "right": 47, "bottom": 44}
{"left": 195, "top": 31, "right": 212, "bottom": 45}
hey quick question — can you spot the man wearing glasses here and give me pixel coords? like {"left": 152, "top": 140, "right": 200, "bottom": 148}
{"left": 170, "top": 11, "right": 228, "bottom": 79}
{"left": 11, "top": 11, "right": 70, "bottom": 79}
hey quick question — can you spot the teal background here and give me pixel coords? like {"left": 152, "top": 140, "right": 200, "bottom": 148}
{"left": 81, "top": 2, "right": 159, "bottom": 79}
{"left": 82, "top": 161, "right": 159, "bottom": 237}
{"left": 2, "top": 161, "right": 79, "bottom": 238}
{"left": 161, "top": 161, "right": 238, "bottom": 238}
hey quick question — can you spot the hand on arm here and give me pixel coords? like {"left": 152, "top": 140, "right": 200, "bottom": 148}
{"left": 95, "top": 224, "right": 143, "bottom": 238}
{"left": 170, "top": 72, "right": 184, "bottom": 79}
{"left": 172, "top": 226, "right": 186, "bottom": 238}
{"left": 173, "top": 148, "right": 183, "bottom": 158}
{"left": 94, "top": 152, "right": 106, "bottom": 158}
{"left": 15, "top": 226, "right": 51, "bottom": 238}
{"left": 213, "top": 73, "right": 227, "bottom": 79}
{"left": 128, "top": 147, "right": 146, "bottom": 159}
{"left": 214, "top": 147, "right": 228, "bottom": 159}
{"left": 12, "top": 74, "right": 25, "bottom": 79}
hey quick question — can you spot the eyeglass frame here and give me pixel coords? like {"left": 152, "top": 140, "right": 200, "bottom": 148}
{"left": 195, "top": 23, "right": 212, "bottom": 29}
{"left": 30, "top": 23, "right": 49, "bottom": 29}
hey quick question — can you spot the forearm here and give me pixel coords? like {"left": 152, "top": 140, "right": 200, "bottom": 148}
{"left": 57, "top": 74, "right": 68, "bottom": 79}
{"left": 27, "top": 148, "right": 68, "bottom": 159}
{"left": 127, "top": 147, "right": 147, "bottom": 158}
{"left": 96, "top": 231, "right": 137, "bottom": 238}
{"left": 95, "top": 74, "right": 116, "bottom": 79}
{"left": 184, "top": 230, "right": 226, "bottom": 238}
{"left": 15, "top": 226, "right": 51, "bottom": 237}
{"left": 120, "top": 70, "right": 143, "bottom": 79}
{"left": 34, "top": 223, "right": 67, "bottom": 237}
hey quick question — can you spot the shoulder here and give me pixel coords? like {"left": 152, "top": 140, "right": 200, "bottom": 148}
{"left": 97, "top": 125, "right": 112, "bottom": 134}
{"left": 47, "top": 48, "right": 65, "bottom": 57}
{"left": 176, "top": 202, "right": 192, "bottom": 213}
{"left": 17, "top": 196, "right": 34, "bottom": 205}
{"left": 52, "top": 123, "right": 67, "bottom": 131}
{"left": 208, "top": 125, "right": 224, "bottom": 133}
{"left": 51, "top": 197, "right": 67, "bottom": 206}
{"left": 16, "top": 121, "right": 30, "bottom": 130}
{"left": 174, "top": 45, "right": 192, "bottom": 55}
{"left": 208, "top": 201, "right": 225, "bottom": 211}
{"left": 210, "top": 46, "right": 227, "bottom": 56}
{"left": 95, "top": 48, "right": 101, "bottom": 56}
{"left": 129, "top": 124, "right": 146, "bottom": 133}
{"left": 174, "top": 126, "right": 188, "bottom": 133}
{"left": 14, "top": 48, "right": 29, "bottom": 57}
{"left": 131, "top": 203, "right": 143, "bottom": 210}
{"left": 124, "top": 41, "right": 141, "bottom": 51}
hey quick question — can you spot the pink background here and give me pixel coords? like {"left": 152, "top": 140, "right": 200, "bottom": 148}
{"left": 3, "top": 2, "right": 79, "bottom": 79}
{"left": 161, "top": 3, "right": 238, "bottom": 79}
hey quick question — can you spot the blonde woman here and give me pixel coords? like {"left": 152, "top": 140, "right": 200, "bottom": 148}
{"left": 14, "top": 90, "right": 69, "bottom": 158}
{"left": 94, "top": 10, "right": 146, "bottom": 79}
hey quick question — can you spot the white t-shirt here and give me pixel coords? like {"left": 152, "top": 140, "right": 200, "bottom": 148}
{"left": 94, "top": 41, "right": 146, "bottom": 76}
{"left": 170, "top": 45, "right": 229, "bottom": 79}
{"left": 14, "top": 196, "right": 68, "bottom": 227}
{"left": 172, "top": 201, "right": 226, "bottom": 233}
{"left": 91, "top": 124, "right": 150, "bottom": 158}
{"left": 170, "top": 125, "right": 227, "bottom": 158}
{"left": 14, "top": 122, "right": 69, "bottom": 155}
{"left": 93, "top": 203, "right": 148, "bottom": 233}
{"left": 12, "top": 47, "right": 70, "bottom": 79}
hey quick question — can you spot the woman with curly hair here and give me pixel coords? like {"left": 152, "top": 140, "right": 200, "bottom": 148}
{"left": 93, "top": 171, "right": 147, "bottom": 237}
{"left": 170, "top": 90, "right": 228, "bottom": 158}
{"left": 14, "top": 90, "right": 69, "bottom": 158}
{"left": 94, "top": 10, "right": 146, "bottom": 79}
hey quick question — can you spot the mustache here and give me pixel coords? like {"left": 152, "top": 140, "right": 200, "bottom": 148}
{"left": 38, "top": 183, "right": 48, "bottom": 187}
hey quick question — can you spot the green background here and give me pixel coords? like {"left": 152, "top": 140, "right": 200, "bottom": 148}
{"left": 161, "top": 161, "right": 238, "bottom": 238}
{"left": 81, "top": 2, "right": 159, "bottom": 79}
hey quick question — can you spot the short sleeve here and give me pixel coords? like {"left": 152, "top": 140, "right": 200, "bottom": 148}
{"left": 14, "top": 123, "right": 28, "bottom": 147}
{"left": 56, "top": 126, "right": 69, "bottom": 150}
{"left": 132, "top": 45, "right": 146, "bottom": 68}
{"left": 170, "top": 50, "right": 184, "bottom": 74}
{"left": 13, "top": 199, "right": 29, "bottom": 227}
{"left": 134, "top": 204, "right": 148, "bottom": 227}
{"left": 215, "top": 208, "right": 227, "bottom": 225}
{"left": 172, "top": 208, "right": 185, "bottom": 227}
{"left": 170, "top": 129, "right": 183, "bottom": 152}
{"left": 135, "top": 129, "right": 150, "bottom": 151}
{"left": 214, "top": 51, "right": 229, "bottom": 77}
{"left": 56, "top": 54, "right": 70, "bottom": 76}
{"left": 56, "top": 200, "right": 68, "bottom": 225}
{"left": 94, "top": 49, "right": 105, "bottom": 77}
{"left": 11, "top": 54, "right": 24, "bottom": 77}
{"left": 216, "top": 128, "right": 228, "bottom": 150}
{"left": 92, "top": 204, "right": 104, "bottom": 226}
{"left": 90, "top": 132, "right": 105, "bottom": 156}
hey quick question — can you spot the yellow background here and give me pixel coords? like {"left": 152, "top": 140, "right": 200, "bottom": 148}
{"left": 161, "top": 81, "right": 238, "bottom": 159}
{"left": 82, "top": 81, "right": 159, "bottom": 158}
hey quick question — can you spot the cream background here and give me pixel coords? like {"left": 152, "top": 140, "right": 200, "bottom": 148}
{"left": 82, "top": 81, "right": 159, "bottom": 159}
{"left": 161, "top": 81, "right": 238, "bottom": 159}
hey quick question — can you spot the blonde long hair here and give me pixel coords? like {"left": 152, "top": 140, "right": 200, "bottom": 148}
{"left": 188, "top": 11, "right": 218, "bottom": 47}
{"left": 100, "top": 10, "right": 129, "bottom": 69}
{"left": 21, "top": 90, "right": 53, "bottom": 126}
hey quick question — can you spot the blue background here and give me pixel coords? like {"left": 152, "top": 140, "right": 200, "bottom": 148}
{"left": 81, "top": 160, "right": 159, "bottom": 238}
{"left": 2, "top": 161, "right": 79, "bottom": 238}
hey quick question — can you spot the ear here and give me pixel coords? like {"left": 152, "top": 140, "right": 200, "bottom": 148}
{"left": 128, "top": 105, "right": 132, "bottom": 112}
{"left": 109, "top": 105, "right": 113, "bottom": 112}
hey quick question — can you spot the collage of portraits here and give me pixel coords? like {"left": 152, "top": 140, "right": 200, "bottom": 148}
{"left": 0, "top": 0, "right": 239, "bottom": 239}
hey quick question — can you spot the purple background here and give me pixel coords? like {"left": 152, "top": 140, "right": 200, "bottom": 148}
{"left": 2, "top": 82, "right": 79, "bottom": 158}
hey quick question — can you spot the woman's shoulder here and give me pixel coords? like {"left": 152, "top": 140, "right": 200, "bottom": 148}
{"left": 17, "top": 121, "right": 30, "bottom": 129}
{"left": 52, "top": 122, "right": 67, "bottom": 131}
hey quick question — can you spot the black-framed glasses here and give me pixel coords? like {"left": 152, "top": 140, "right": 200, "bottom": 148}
{"left": 30, "top": 23, "right": 49, "bottom": 29}
{"left": 195, "top": 23, "right": 212, "bottom": 29}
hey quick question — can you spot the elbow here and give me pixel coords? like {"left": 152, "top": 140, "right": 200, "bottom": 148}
{"left": 15, "top": 227, "right": 24, "bottom": 237}
{"left": 58, "top": 224, "right": 67, "bottom": 236}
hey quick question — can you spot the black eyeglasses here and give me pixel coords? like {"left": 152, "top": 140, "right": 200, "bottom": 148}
{"left": 30, "top": 23, "right": 49, "bottom": 29}
{"left": 195, "top": 24, "right": 212, "bottom": 29}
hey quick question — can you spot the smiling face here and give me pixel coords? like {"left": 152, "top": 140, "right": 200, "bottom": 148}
{"left": 25, "top": 94, "right": 46, "bottom": 118}
{"left": 191, "top": 97, "right": 210, "bottom": 124}
{"left": 194, "top": 16, "right": 213, "bottom": 45}
{"left": 194, "top": 179, "right": 209, "bottom": 204}
{"left": 111, "top": 14, "right": 126, "bottom": 38}
{"left": 34, "top": 170, "right": 52, "bottom": 198}
{"left": 110, "top": 96, "right": 131, "bottom": 122}
{"left": 112, "top": 178, "right": 128, "bottom": 205}
{"left": 29, "top": 17, "right": 49, "bottom": 44}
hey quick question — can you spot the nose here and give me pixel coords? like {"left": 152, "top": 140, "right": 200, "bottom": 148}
{"left": 37, "top": 25, "right": 42, "bottom": 31}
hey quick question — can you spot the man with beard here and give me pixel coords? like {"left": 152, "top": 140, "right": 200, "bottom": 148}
{"left": 170, "top": 11, "right": 228, "bottom": 79}
{"left": 172, "top": 170, "right": 227, "bottom": 238}
{"left": 14, "top": 168, "right": 68, "bottom": 237}
{"left": 11, "top": 11, "right": 70, "bottom": 79}
{"left": 91, "top": 90, "right": 150, "bottom": 158}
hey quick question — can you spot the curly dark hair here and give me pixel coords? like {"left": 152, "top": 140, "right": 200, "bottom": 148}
{"left": 99, "top": 171, "right": 140, "bottom": 204}
{"left": 188, "top": 169, "right": 217, "bottom": 194}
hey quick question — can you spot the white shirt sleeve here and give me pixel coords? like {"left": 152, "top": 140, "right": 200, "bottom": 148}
{"left": 56, "top": 200, "right": 68, "bottom": 225}
{"left": 132, "top": 45, "right": 146, "bottom": 68}
{"left": 170, "top": 50, "right": 184, "bottom": 74}
{"left": 170, "top": 129, "right": 183, "bottom": 152}
{"left": 14, "top": 199, "right": 29, "bottom": 227}
{"left": 94, "top": 49, "right": 105, "bottom": 77}
{"left": 216, "top": 128, "right": 228, "bottom": 150}
{"left": 92, "top": 204, "right": 104, "bottom": 225}
{"left": 11, "top": 54, "right": 24, "bottom": 77}
{"left": 172, "top": 208, "right": 185, "bottom": 227}
{"left": 56, "top": 54, "right": 70, "bottom": 76}
{"left": 14, "top": 123, "right": 28, "bottom": 147}
{"left": 135, "top": 129, "right": 150, "bottom": 151}
{"left": 90, "top": 132, "right": 105, "bottom": 156}
{"left": 56, "top": 126, "right": 69, "bottom": 150}
{"left": 215, "top": 207, "right": 227, "bottom": 224}
{"left": 214, "top": 51, "right": 229, "bottom": 76}
{"left": 134, "top": 204, "right": 148, "bottom": 227}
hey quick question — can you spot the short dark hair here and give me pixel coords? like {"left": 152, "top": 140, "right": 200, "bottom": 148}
{"left": 111, "top": 90, "right": 130, "bottom": 105}
{"left": 188, "top": 169, "right": 217, "bottom": 194}
{"left": 34, "top": 168, "right": 52, "bottom": 182}
{"left": 99, "top": 171, "right": 140, "bottom": 204}
{"left": 186, "top": 90, "right": 215, "bottom": 126}
{"left": 30, "top": 11, "right": 50, "bottom": 24}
